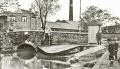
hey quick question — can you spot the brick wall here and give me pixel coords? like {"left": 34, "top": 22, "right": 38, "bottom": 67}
{"left": 51, "top": 32, "right": 88, "bottom": 45}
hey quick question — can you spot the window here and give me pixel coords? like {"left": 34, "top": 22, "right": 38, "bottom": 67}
{"left": 11, "top": 16, "right": 16, "bottom": 22}
{"left": 22, "top": 16, "right": 27, "bottom": 22}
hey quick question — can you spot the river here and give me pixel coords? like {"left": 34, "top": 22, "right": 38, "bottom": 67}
{"left": 0, "top": 53, "right": 71, "bottom": 69}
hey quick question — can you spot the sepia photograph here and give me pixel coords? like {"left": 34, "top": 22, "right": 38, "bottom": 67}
{"left": 0, "top": 0, "right": 120, "bottom": 69}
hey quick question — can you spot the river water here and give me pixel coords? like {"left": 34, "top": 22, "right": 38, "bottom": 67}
{"left": 0, "top": 54, "right": 44, "bottom": 69}
{"left": 0, "top": 53, "right": 71, "bottom": 69}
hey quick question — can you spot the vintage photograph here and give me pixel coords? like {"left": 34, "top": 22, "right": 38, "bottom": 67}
{"left": 0, "top": 0, "right": 120, "bottom": 69}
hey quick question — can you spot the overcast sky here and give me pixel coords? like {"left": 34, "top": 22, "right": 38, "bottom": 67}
{"left": 17, "top": 0, "right": 120, "bottom": 21}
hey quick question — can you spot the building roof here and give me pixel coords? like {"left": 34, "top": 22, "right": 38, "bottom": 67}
{"left": 102, "top": 25, "right": 120, "bottom": 34}
{"left": 13, "top": 9, "right": 32, "bottom": 14}
{"left": 46, "top": 21, "right": 79, "bottom": 30}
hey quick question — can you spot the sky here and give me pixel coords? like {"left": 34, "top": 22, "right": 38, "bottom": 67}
{"left": 11, "top": 0, "right": 120, "bottom": 21}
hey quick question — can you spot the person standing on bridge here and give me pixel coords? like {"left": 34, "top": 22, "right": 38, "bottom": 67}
{"left": 107, "top": 38, "right": 114, "bottom": 66}
{"left": 96, "top": 31, "right": 102, "bottom": 45}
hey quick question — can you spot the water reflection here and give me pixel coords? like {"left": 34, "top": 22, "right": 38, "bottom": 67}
{"left": 0, "top": 53, "right": 70, "bottom": 69}
{"left": 0, "top": 53, "right": 43, "bottom": 69}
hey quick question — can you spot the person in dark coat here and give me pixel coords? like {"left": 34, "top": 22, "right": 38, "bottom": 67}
{"left": 113, "top": 38, "right": 119, "bottom": 60}
{"left": 96, "top": 31, "right": 102, "bottom": 45}
{"left": 107, "top": 38, "right": 114, "bottom": 66}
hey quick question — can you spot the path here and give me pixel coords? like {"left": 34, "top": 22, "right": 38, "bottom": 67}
{"left": 93, "top": 48, "right": 120, "bottom": 69}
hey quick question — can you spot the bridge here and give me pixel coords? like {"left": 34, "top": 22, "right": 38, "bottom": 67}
{"left": 40, "top": 44, "right": 95, "bottom": 53}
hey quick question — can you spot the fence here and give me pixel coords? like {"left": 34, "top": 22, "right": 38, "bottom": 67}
{"left": 102, "top": 34, "right": 120, "bottom": 39}
{"left": 50, "top": 31, "right": 88, "bottom": 45}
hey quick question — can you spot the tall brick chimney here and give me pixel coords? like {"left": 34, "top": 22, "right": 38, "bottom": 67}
{"left": 69, "top": 0, "right": 73, "bottom": 21}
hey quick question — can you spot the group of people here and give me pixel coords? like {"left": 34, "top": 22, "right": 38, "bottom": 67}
{"left": 107, "top": 38, "right": 119, "bottom": 66}
{"left": 96, "top": 30, "right": 120, "bottom": 66}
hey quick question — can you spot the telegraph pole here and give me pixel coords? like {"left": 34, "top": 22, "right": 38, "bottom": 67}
{"left": 79, "top": 0, "right": 82, "bottom": 32}
{"left": 69, "top": 0, "right": 73, "bottom": 21}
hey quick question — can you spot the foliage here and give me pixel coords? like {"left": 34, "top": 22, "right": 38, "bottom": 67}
{"left": 0, "top": 0, "right": 20, "bottom": 12}
{"left": 32, "top": 0, "right": 60, "bottom": 40}
{"left": 81, "top": 6, "right": 120, "bottom": 31}
{"left": 1, "top": 32, "right": 43, "bottom": 48}
{"left": 110, "top": 16, "right": 120, "bottom": 25}
{"left": 0, "top": 0, "right": 20, "bottom": 32}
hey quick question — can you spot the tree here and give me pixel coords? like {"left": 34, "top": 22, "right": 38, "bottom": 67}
{"left": 0, "top": 0, "right": 20, "bottom": 12}
{"left": 110, "top": 16, "right": 120, "bottom": 26}
{"left": 32, "top": 0, "right": 60, "bottom": 42}
{"left": 0, "top": 0, "right": 20, "bottom": 31}
{"left": 81, "top": 6, "right": 120, "bottom": 31}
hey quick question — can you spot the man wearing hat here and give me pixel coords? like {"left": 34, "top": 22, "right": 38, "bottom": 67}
{"left": 107, "top": 38, "right": 114, "bottom": 66}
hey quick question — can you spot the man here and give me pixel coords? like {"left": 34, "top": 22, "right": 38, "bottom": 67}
{"left": 107, "top": 38, "right": 114, "bottom": 66}
{"left": 96, "top": 31, "right": 102, "bottom": 45}
{"left": 113, "top": 38, "right": 119, "bottom": 60}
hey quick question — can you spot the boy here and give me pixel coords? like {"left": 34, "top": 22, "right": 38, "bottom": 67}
{"left": 107, "top": 38, "right": 114, "bottom": 66}
{"left": 113, "top": 38, "right": 119, "bottom": 60}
